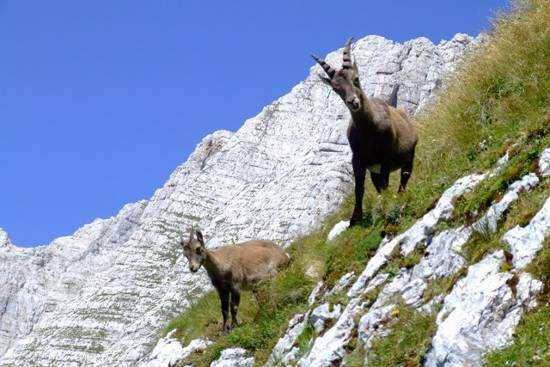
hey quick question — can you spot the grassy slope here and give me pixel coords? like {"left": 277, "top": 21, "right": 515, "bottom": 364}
{"left": 164, "top": 1, "right": 549, "bottom": 365}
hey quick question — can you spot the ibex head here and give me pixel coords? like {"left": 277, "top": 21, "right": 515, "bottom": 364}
{"left": 181, "top": 229, "right": 207, "bottom": 273}
{"left": 312, "top": 38, "right": 362, "bottom": 112}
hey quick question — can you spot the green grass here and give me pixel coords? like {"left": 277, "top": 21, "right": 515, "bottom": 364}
{"left": 324, "top": 228, "right": 383, "bottom": 286}
{"left": 484, "top": 305, "right": 549, "bottom": 367}
{"left": 462, "top": 229, "right": 505, "bottom": 264}
{"left": 163, "top": 1, "right": 549, "bottom": 365}
{"left": 325, "top": 290, "right": 350, "bottom": 307}
{"left": 452, "top": 141, "right": 547, "bottom": 227}
{"left": 382, "top": 242, "right": 426, "bottom": 279}
{"left": 343, "top": 338, "right": 367, "bottom": 367}
{"left": 422, "top": 270, "right": 466, "bottom": 304}
{"left": 525, "top": 239, "right": 550, "bottom": 289}
{"left": 294, "top": 319, "right": 315, "bottom": 358}
{"left": 365, "top": 305, "right": 436, "bottom": 367}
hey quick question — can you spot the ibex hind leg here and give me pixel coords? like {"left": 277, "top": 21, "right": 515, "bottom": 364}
{"left": 229, "top": 288, "right": 241, "bottom": 329}
{"left": 398, "top": 160, "right": 413, "bottom": 193}
{"left": 217, "top": 288, "right": 231, "bottom": 332}
{"left": 370, "top": 168, "right": 390, "bottom": 193}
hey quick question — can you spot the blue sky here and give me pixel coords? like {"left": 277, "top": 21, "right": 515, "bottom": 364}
{"left": 0, "top": 0, "right": 507, "bottom": 247}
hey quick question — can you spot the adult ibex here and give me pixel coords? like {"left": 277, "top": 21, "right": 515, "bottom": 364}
{"left": 181, "top": 230, "right": 290, "bottom": 331}
{"left": 312, "top": 38, "right": 418, "bottom": 226}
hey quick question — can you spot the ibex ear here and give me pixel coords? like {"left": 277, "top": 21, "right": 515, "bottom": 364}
{"left": 195, "top": 230, "right": 205, "bottom": 247}
{"left": 319, "top": 75, "right": 332, "bottom": 86}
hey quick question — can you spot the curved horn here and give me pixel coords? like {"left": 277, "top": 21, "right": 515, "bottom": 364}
{"left": 342, "top": 37, "right": 353, "bottom": 69}
{"left": 189, "top": 227, "right": 195, "bottom": 241}
{"left": 311, "top": 54, "right": 336, "bottom": 79}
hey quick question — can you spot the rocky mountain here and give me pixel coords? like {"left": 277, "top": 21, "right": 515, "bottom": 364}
{"left": 0, "top": 33, "right": 478, "bottom": 366}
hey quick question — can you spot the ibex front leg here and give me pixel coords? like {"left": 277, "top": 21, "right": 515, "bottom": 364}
{"left": 398, "top": 159, "right": 413, "bottom": 193}
{"left": 350, "top": 155, "right": 366, "bottom": 227}
{"left": 217, "top": 288, "right": 231, "bottom": 332}
{"left": 230, "top": 286, "right": 241, "bottom": 329}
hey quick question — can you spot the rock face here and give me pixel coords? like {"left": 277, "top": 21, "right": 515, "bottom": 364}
{"left": 0, "top": 33, "right": 477, "bottom": 366}
{"left": 424, "top": 251, "right": 543, "bottom": 367}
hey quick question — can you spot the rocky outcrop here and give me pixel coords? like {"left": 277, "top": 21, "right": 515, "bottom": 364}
{"left": 504, "top": 198, "right": 549, "bottom": 269}
{"left": 140, "top": 333, "right": 211, "bottom": 367}
{"left": 0, "top": 33, "right": 477, "bottom": 366}
{"left": 268, "top": 150, "right": 548, "bottom": 367}
{"left": 210, "top": 348, "right": 254, "bottom": 367}
{"left": 539, "top": 148, "right": 550, "bottom": 177}
{"left": 425, "top": 251, "right": 543, "bottom": 367}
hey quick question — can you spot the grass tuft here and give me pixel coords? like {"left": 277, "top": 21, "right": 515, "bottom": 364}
{"left": 366, "top": 306, "right": 436, "bottom": 367}
{"left": 483, "top": 305, "right": 549, "bottom": 367}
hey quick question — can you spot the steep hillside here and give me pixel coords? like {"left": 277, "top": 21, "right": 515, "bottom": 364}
{"left": 0, "top": 32, "right": 476, "bottom": 366}
{"left": 158, "top": 1, "right": 549, "bottom": 366}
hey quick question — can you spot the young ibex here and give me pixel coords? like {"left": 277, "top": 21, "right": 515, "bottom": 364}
{"left": 181, "top": 230, "right": 290, "bottom": 331}
{"left": 312, "top": 38, "right": 418, "bottom": 226}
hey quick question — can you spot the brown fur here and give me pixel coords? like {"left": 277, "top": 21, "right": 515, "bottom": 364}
{"left": 312, "top": 38, "right": 418, "bottom": 226}
{"left": 182, "top": 230, "right": 289, "bottom": 331}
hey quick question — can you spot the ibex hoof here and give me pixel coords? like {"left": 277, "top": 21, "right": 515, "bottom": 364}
{"left": 222, "top": 324, "right": 231, "bottom": 332}
{"left": 349, "top": 217, "right": 362, "bottom": 227}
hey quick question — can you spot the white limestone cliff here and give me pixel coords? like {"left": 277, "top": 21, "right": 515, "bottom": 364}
{"left": 0, "top": 33, "right": 477, "bottom": 366}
